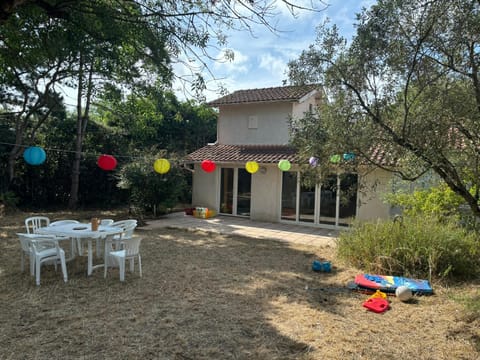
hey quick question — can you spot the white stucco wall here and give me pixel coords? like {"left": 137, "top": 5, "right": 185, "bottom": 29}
{"left": 217, "top": 102, "right": 292, "bottom": 145}
{"left": 357, "top": 168, "right": 393, "bottom": 221}
{"left": 250, "top": 164, "right": 281, "bottom": 222}
{"left": 291, "top": 91, "right": 321, "bottom": 119}
{"left": 191, "top": 163, "right": 219, "bottom": 210}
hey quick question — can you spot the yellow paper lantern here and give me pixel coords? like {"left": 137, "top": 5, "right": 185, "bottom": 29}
{"left": 245, "top": 161, "right": 259, "bottom": 174}
{"left": 154, "top": 158, "right": 171, "bottom": 174}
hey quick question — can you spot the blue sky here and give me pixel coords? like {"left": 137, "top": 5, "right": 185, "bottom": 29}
{"left": 188, "top": 0, "right": 376, "bottom": 101}
{"left": 59, "top": 1, "right": 375, "bottom": 106}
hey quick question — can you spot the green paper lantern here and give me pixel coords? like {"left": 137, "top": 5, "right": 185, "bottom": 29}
{"left": 278, "top": 159, "right": 291, "bottom": 171}
{"left": 329, "top": 154, "right": 341, "bottom": 164}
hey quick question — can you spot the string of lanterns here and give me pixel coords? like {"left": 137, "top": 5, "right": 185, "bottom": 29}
{"left": 21, "top": 144, "right": 355, "bottom": 174}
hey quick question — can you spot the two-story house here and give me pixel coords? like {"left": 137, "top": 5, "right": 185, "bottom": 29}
{"left": 186, "top": 85, "right": 392, "bottom": 229}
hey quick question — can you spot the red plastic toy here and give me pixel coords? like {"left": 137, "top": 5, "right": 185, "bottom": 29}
{"left": 362, "top": 297, "right": 389, "bottom": 313}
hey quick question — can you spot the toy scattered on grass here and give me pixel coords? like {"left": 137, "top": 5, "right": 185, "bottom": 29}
{"left": 354, "top": 273, "right": 433, "bottom": 295}
{"left": 368, "top": 289, "right": 387, "bottom": 300}
{"left": 363, "top": 297, "right": 389, "bottom": 313}
{"left": 395, "top": 285, "right": 413, "bottom": 302}
{"left": 312, "top": 260, "right": 331, "bottom": 272}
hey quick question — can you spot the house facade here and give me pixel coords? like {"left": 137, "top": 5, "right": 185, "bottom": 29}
{"left": 186, "top": 85, "right": 392, "bottom": 229}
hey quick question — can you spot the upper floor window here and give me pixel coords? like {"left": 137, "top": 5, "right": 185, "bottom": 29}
{"left": 248, "top": 115, "right": 258, "bottom": 129}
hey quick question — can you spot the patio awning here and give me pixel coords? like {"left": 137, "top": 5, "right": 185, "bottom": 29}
{"left": 185, "top": 143, "right": 298, "bottom": 164}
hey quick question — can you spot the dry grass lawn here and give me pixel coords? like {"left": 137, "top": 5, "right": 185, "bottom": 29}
{"left": 1, "top": 210, "right": 479, "bottom": 359}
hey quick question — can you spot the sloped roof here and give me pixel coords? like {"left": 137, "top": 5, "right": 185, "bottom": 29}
{"left": 207, "top": 84, "right": 319, "bottom": 107}
{"left": 185, "top": 144, "right": 298, "bottom": 164}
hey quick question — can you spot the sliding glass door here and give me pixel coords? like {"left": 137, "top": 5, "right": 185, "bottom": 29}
{"left": 220, "top": 168, "right": 251, "bottom": 216}
{"left": 281, "top": 171, "right": 358, "bottom": 227}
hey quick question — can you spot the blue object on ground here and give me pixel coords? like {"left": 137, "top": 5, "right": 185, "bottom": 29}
{"left": 312, "top": 260, "right": 331, "bottom": 272}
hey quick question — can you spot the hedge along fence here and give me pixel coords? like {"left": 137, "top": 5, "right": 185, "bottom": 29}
{"left": 336, "top": 215, "right": 480, "bottom": 281}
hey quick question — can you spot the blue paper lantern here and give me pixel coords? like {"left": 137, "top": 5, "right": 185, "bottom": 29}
{"left": 23, "top": 146, "right": 46, "bottom": 165}
{"left": 343, "top": 153, "right": 355, "bottom": 161}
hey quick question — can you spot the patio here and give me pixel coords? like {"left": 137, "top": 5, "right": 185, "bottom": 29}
{"left": 146, "top": 212, "right": 338, "bottom": 247}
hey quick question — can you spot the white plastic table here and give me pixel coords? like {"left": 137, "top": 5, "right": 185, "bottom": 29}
{"left": 37, "top": 223, "right": 123, "bottom": 276}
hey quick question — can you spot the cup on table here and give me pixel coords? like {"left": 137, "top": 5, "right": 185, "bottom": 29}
{"left": 91, "top": 218, "right": 99, "bottom": 231}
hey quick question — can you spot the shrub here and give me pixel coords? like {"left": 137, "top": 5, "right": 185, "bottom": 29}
{"left": 0, "top": 191, "right": 19, "bottom": 214}
{"left": 117, "top": 152, "right": 188, "bottom": 217}
{"left": 384, "top": 182, "right": 464, "bottom": 219}
{"left": 336, "top": 215, "right": 480, "bottom": 280}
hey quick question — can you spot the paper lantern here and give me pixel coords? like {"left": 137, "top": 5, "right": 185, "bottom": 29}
{"left": 309, "top": 156, "right": 319, "bottom": 167}
{"left": 245, "top": 161, "right": 259, "bottom": 174}
{"left": 278, "top": 159, "right": 291, "bottom": 171}
{"left": 97, "top": 154, "right": 117, "bottom": 171}
{"left": 329, "top": 154, "right": 341, "bottom": 164}
{"left": 343, "top": 153, "right": 355, "bottom": 161}
{"left": 23, "top": 146, "right": 46, "bottom": 165}
{"left": 154, "top": 158, "right": 171, "bottom": 174}
{"left": 201, "top": 159, "right": 216, "bottom": 173}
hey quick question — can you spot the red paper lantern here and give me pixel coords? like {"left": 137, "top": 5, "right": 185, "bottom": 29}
{"left": 201, "top": 159, "right": 216, "bottom": 173}
{"left": 97, "top": 154, "right": 117, "bottom": 171}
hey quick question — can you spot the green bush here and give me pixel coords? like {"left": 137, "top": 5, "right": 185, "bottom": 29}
{"left": 384, "top": 182, "right": 465, "bottom": 218}
{"left": 336, "top": 215, "right": 480, "bottom": 280}
{"left": 117, "top": 152, "right": 188, "bottom": 217}
{"left": 0, "top": 191, "right": 19, "bottom": 212}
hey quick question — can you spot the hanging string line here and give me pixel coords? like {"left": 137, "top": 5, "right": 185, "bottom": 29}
{"left": 0, "top": 141, "right": 185, "bottom": 162}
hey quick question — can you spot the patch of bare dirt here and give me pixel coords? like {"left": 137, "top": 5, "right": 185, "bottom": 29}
{"left": 1, "top": 210, "right": 479, "bottom": 359}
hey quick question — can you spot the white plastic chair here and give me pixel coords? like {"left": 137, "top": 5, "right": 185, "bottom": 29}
{"left": 49, "top": 220, "right": 80, "bottom": 258}
{"left": 111, "top": 220, "right": 138, "bottom": 240}
{"left": 17, "top": 233, "right": 68, "bottom": 286}
{"left": 18, "top": 233, "right": 37, "bottom": 276}
{"left": 18, "top": 232, "right": 59, "bottom": 275}
{"left": 104, "top": 236, "right": 142, "bottom": 282}
{"left": 25, "top": 216, "right": 50, "bottom": 234}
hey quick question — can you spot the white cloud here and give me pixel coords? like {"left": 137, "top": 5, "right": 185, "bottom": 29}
{"left": 258, "top": 53, "right": 287, "bottom": 77}
{"left": 213, "top": 48, "right": 250, "bottom": 75}
{"left": 175, "top": 0, "right": 379, "bottom": 101}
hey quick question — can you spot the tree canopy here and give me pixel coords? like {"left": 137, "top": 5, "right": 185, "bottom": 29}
{"left": 287, "top": 0, "right": 480, "bottom": 216}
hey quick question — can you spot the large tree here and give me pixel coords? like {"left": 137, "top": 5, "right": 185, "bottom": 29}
{"left": 0, "top": 2, "right": 172, "bottom": 207}
{"left": 0, "top": 0, "right": 327, "bottom": 96}
{"left": 287, "top": 0, "right": 480, "bottom": 216}
{"left": 1, "top": 0, "right": 326, "bottom": 208}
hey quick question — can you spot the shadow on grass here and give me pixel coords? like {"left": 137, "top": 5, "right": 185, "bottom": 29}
{"left": 0, "top": 214, "right": 355, "bottom": 359}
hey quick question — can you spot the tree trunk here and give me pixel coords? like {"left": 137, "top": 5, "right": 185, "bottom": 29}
{"left": 68, "top": 53, "right": 94, "bottom": 209}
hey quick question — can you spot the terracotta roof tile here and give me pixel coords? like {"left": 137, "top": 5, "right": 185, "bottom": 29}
{"left": 207, "top": 84, "right": 319, "bottom": 106}
{"left": 185, "top": 144, "right": 298, "bottom": 164}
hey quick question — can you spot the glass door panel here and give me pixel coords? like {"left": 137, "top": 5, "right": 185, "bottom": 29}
{"left": 220, "top": 168, "right": 233, "bottom": 214}
{"left": 319, "top": 176, "right": 337, "bottom": 226}
{"left": 339, "top": 174, "right": 358, "bottom": 225}
{"left": 299, "top": 184, "right": 315, "bottom": 223}
{"left": 281, "top": 171, "right": 297, "bottom": 221}
{"left": 236, "top": 169, "right": 251, "bottom": 216}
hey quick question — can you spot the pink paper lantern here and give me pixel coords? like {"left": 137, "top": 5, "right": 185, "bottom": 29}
{"left": 97, "top": 154, "right": 117, "bottom": 171}
{"left": 201, "top": 159, "right": 216, "bottom": 173}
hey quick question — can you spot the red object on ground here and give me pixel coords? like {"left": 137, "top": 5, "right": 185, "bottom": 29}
{"left": 184, "top": 208, "right": 195, "bottom": 215}
{"left": 201, "top": 159, "right": 216, "bottom": 173}
{"left": 362, "top": 298, "right": 389, "bottom": 313}
{"left": 97, "top": 154, "right": 117, "bottom": 171}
